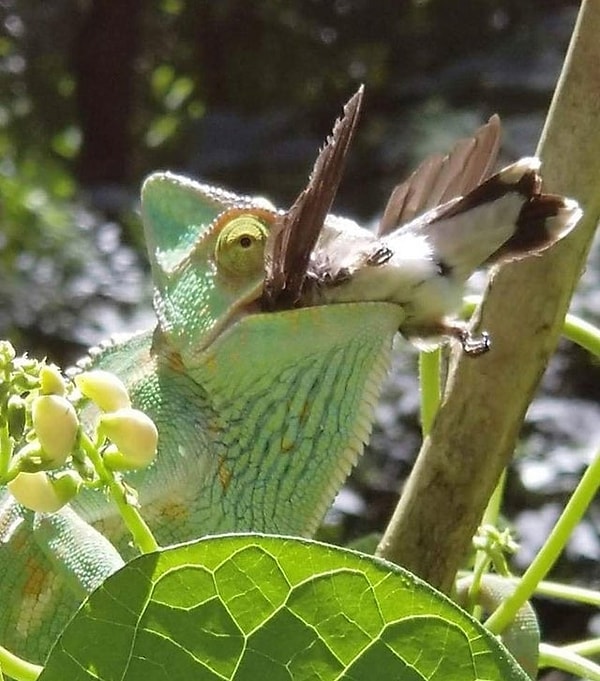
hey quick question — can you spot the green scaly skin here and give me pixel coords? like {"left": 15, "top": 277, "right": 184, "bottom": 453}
{"left": 456, "top": 575, "right": 540, "bottom": 680}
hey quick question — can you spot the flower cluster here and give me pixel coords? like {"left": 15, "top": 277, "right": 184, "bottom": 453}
{"left": 0, "top": 340, "right": 158, "bottom": 514}
{"left": 75, "top": 370, "right": 158, "bottom": 471}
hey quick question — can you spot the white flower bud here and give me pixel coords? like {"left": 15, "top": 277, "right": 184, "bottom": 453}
{"left": 32, "top": 395, "right": 78, "bottom": 466}
{"left": 8, "top": 470, "right": 81, "bottom": 513}
{"left": 40, "top": 364, "right": 66, "bottom": 396}
{"left": 100, "top": 408, "right": 158, "bottom": 470}
{"left": 75, "top": 370, "right": 131, "bottom": 412}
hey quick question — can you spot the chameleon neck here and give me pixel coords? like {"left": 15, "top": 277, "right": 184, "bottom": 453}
{"left": 149, "top": 302, "right": 404, "bottom": 538}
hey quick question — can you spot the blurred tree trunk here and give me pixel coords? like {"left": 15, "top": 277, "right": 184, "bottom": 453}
{"left": 73, "top": 0, "right": 142, "bottom": 187}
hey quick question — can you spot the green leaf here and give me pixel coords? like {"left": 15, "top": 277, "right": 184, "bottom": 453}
{"left": 40, "top": 535, "right": 530, "bottom": 680}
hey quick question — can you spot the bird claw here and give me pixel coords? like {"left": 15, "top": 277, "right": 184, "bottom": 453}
{"left": 458, "top": 329, "right": 490, "bottom": 356}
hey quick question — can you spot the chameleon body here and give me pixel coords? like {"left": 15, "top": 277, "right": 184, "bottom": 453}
{"left": 0, "top": 91, "right": 580, "bottom": 666}
{"left": 456, "top": 575, "right": 540, "bottom": 679}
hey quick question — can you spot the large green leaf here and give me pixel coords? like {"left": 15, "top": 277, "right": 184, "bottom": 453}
{"left": 40, "top": 534, "right": 529, "bottom": 680}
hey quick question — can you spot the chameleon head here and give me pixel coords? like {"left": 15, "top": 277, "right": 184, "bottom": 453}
{"left": 141, "top": 172, "right": 282, "bottom": 361}
{"left": 142, "top": 86, "right": 365, "bottom": 368}
{"left": 141, "top": 90, "right": 365, "bottom": 366}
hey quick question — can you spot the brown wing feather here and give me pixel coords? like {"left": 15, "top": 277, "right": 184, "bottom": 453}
{"left": 264, "top": 86, "right": 363, "bottom": 309}
{"left": 378, "top": 114, "right": 501, "bottom": 236}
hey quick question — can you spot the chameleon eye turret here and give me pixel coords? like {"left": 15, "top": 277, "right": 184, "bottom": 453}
{"left": 215, "top": 213, "right": 270, "bottom": 279}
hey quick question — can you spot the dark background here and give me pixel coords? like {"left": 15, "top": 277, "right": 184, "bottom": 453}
{"left": 1, "top": 1, "right": 598, "bottom": 668}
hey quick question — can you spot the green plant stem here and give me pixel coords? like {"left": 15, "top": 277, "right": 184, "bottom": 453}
{"left": 0, "top": 421, "right": 11, "bottom": 480}
{"left": 563, "top": 638, "right": 600, "bottom": 657}
{"left": 418, "top": 349, "right": 441, "bottom": 436}
{"left": 538, "top": 643, "right": 600, "bottom": 680}
{"left": 460, "top": 573, "right": 600, "bottom": 608}
{"left": 563, "top": 313, "right": 600, "bottom": 357}
{"left": 466, "top": 471, "right": 507, "bottom": 611}
{"left": 480, "top": 471, "right": 505, "bottom": 532}
{"left": 80, "top": 433, "right": 159, "bottom": 554}
{"left": 534, "top": 579, "right": 600, "bottom": 606}
{"left": 0, "top": 645, "right": 42, "bottom": 681}
{"left": 485, "top": 448, "right": 600, "bottom": 635}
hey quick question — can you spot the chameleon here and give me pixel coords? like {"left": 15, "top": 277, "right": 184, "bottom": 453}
{"left": 0, "top": 87, "right": 581, "bottom": 668}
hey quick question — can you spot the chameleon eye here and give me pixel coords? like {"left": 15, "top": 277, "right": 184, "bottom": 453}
{"left": 215, "top": 214, "right": 269, "bottom": 278}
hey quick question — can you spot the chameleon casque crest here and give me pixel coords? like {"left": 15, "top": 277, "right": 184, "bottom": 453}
{"left": 0, "top": 87, "right": 581, "bottom": 664}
